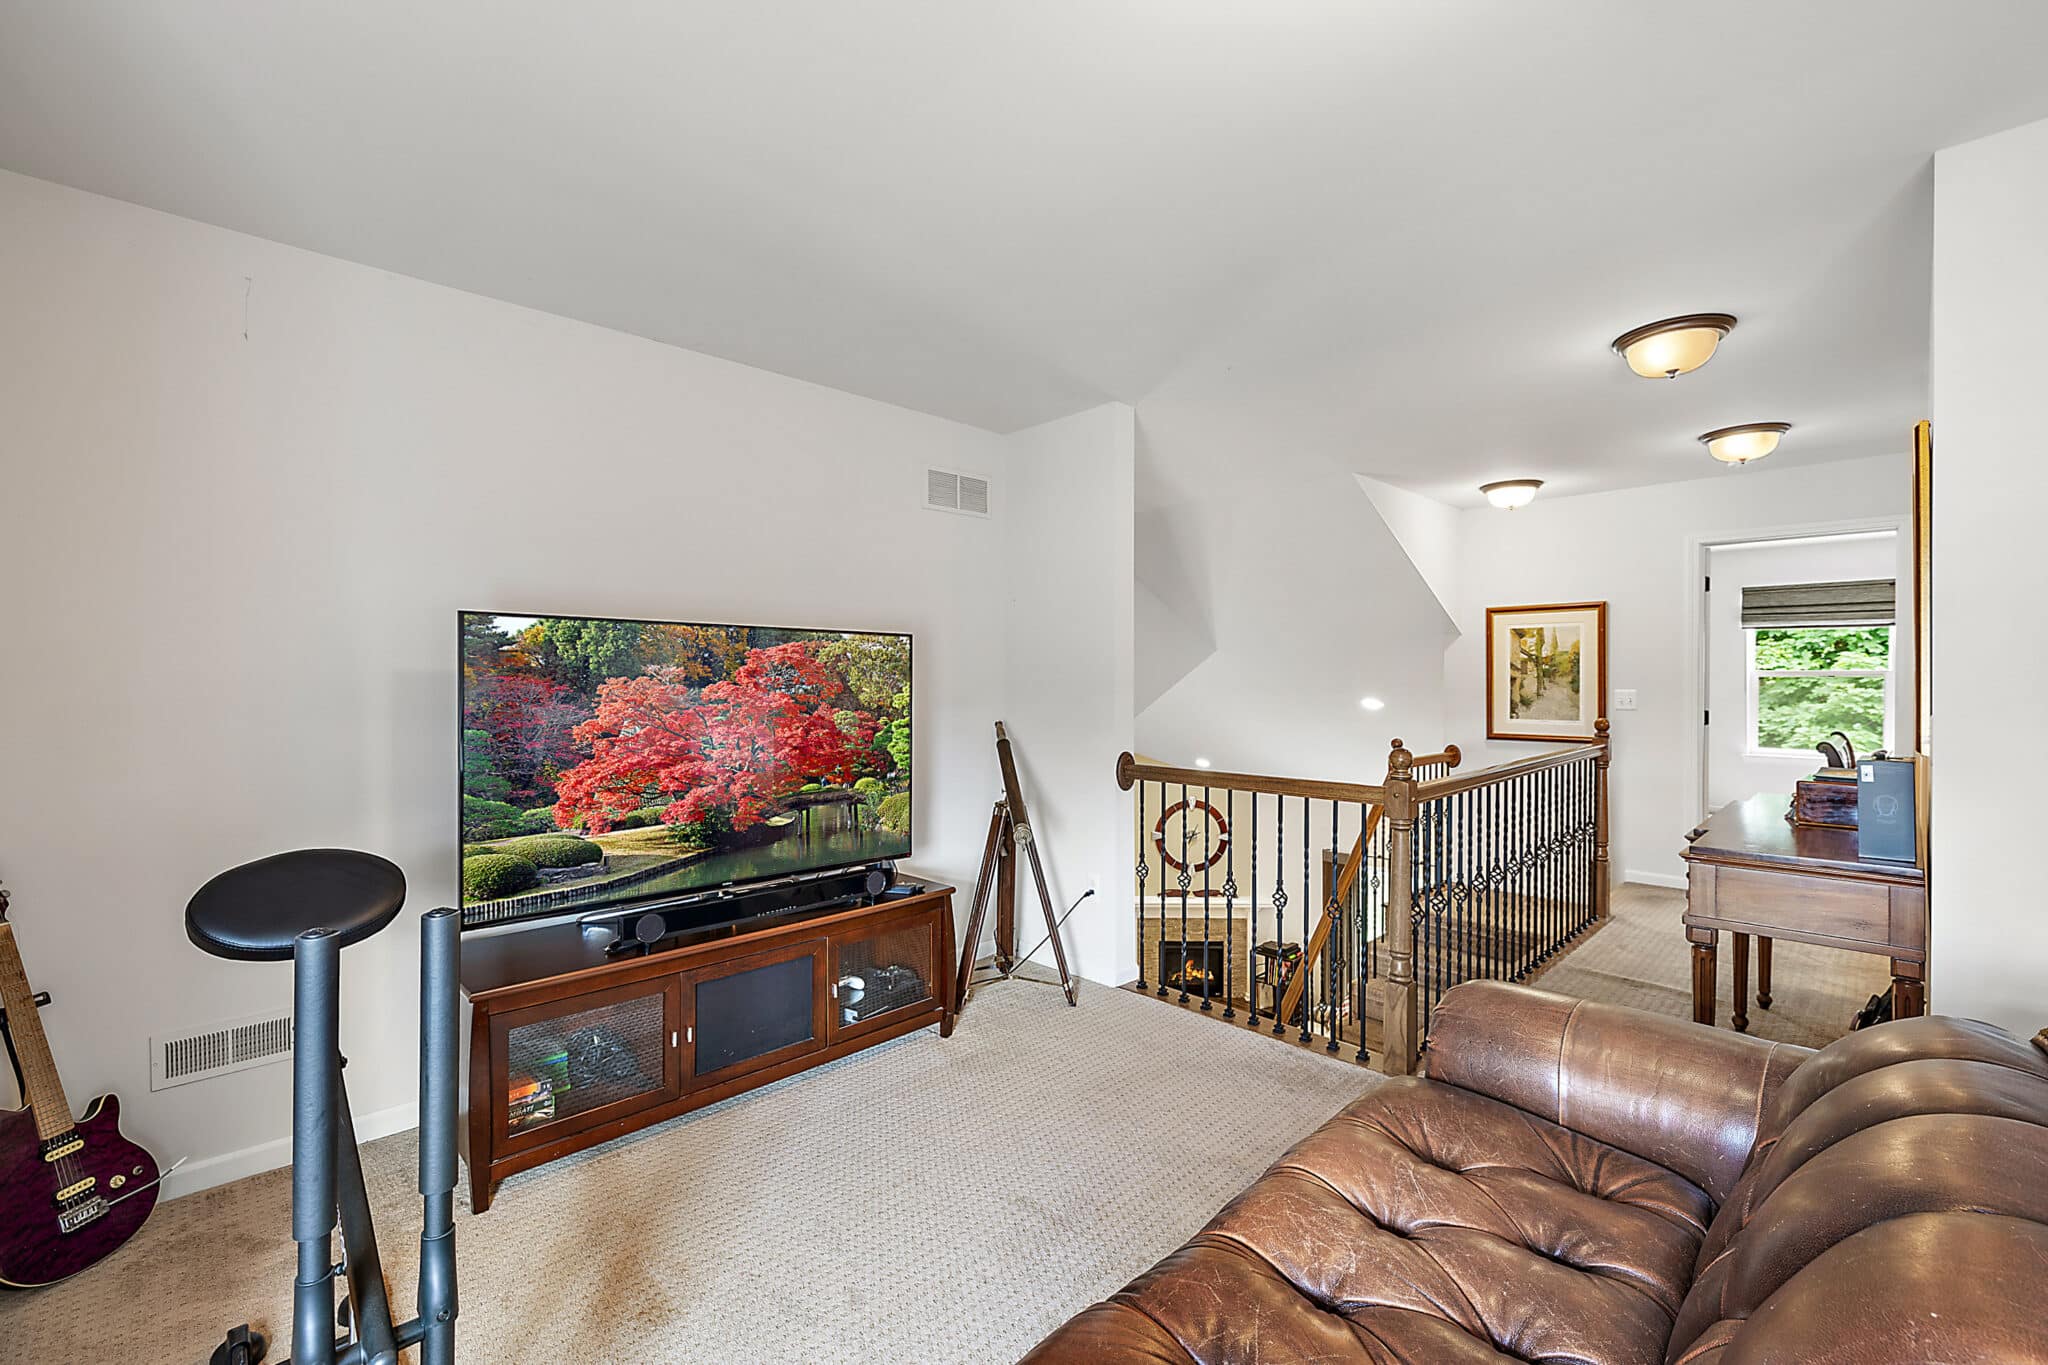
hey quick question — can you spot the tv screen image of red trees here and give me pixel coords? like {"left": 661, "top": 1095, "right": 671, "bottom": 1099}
{"left": 460, "top": 614, "right": 910, "bottom": 908}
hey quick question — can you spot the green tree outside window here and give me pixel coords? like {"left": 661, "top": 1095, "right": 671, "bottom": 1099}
{"left": 1751, "top": 626, "right": 1891, "bottom": 755}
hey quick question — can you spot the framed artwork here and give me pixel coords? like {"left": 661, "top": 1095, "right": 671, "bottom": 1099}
{"left": 1486, "top": 601, "right": 1608, "bottom": 742}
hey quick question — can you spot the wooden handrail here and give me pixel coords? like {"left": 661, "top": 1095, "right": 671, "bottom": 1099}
{"left": 1408, "top": 745, "right": 1461, "bottom": 771}
{"left": 1276, "top": 805, "right": 1384, "bottom": 1025}
{"left": 1415, "top": 738, "right": 1602, "bottom": 800}
{"left": 1116, "top": 752, "right": 1387, "bottom": 806}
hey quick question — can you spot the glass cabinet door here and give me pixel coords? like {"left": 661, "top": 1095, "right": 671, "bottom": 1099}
{"left": 493, "top": 977, "right": 681, "bottom": 1152}
{"left": 830, "top": 914, "right": 938, "bottom": 1042}
{"left": 682, "top": 938, "right": 828, "bottom": 1090}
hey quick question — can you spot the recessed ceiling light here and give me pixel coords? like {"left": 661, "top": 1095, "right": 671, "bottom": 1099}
{"left": 1480, "top": 479, "right": 1543, "bottom": 510}
{"left": 1699, "top": 422, "right": 1791, "bottom": 465}
{"left": 1359, "top": 697, "right": 1385, "bottom": 711}
{"left": 1193, "top": 756, "right": 1212, "bottom": 768}
{"left": 1611, "top": 313, "right": 1737, "bottom": 379}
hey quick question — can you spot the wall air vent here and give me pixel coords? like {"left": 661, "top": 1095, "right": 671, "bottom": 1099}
{"left": 924, "top": 466, "right": 990, "bottom": 518}
{"left": 150, "top": 1010, "right": 295, "bottom": 1091}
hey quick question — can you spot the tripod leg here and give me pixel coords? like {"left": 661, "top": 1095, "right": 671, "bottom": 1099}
{"left": 995, "top": 819, "right": 1016, "bottom": 973}
{"left": 291, "top": 929, "right": 341, "bottom": 1365}
{"left": 952, "top": 803, "right": 1005, "bottom": 1015}
{"left": 1021, "top": 837, "right": 1079, "bottom": 1005}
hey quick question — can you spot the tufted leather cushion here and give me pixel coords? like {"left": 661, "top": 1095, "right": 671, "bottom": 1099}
{"left": 1024, "top": 985, "right": 2048, "bottom": 1364}
{"left": 1029, "top": 1077, "right": 1711, "bottom": 1363}
{"left": 1666, "top": 1016, "right": 2048, "bottom": 1363}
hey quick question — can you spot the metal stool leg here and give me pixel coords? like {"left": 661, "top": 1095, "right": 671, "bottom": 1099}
{"left": 290, "top": 928, "right": 340, "bottom": 1365}
{"left": 416, "top": 906, "right": 461, "bottom": 1365}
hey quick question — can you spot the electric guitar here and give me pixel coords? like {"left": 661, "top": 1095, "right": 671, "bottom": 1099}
{"left": 0, "top": 883, "right": 160, "bottom": 1287}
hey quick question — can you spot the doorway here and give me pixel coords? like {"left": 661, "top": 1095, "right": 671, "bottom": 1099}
{"left": 1698, "top": 529, "right": 1911, "bottom": 816}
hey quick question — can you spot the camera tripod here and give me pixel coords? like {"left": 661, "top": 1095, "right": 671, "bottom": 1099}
{"left": 952, "top": 723, "right": 1078, "bottom": 1011}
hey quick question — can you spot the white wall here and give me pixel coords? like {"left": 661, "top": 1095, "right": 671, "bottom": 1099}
{"left": 1704, "top": 533, "right": 1904, "bottom": 810}
{"left": 1000, "top": 405, "right": 1137, "bottom": 982}
{"left": 1930, "top": 116, "right": 2048, "bottom": 1038}
{"left": 1446, "top": 454, "right": 1912, "bottom": 887}
{"left": 0, "top": 170, "right": 1130, "bottom": 1192}
{"left": 1136, "top": 465, "right": 1455, "bottom": 784}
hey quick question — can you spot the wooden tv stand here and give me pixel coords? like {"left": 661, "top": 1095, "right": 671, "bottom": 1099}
{"left": 457, "top": 882, "right": 954, "bottom": 1212}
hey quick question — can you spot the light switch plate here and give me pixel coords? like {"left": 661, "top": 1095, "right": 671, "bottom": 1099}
{"left": 1615, "top": 689, "right": 1638, "bottom": 711}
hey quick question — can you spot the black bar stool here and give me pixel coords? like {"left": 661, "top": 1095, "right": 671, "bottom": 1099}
{"left": 187, "top": 850, "right": 459, "bottom": 1365}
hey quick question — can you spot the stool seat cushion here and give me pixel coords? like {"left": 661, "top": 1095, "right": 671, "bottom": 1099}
{"left": 186, "top": 849, "right": 406, "bottom": 961}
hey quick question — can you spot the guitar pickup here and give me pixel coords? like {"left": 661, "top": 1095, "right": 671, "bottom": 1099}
{"left": 56, "top": 1175, "right": 98, "bottom": 1202}
{"left": 42, "top": 1136, "right": 84, "bottom": 1162}
{"left": 56, "top": 1197, "right": 106, "bottom": 1234}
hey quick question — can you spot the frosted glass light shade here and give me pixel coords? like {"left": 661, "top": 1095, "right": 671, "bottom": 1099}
{"left": 1480, "top": 479, "right": 1543, "bottom": 510}
{"left": 1700, "top": 422, "right": 1790, "bottom": 465}
{"left": 1611, "top": 313, "right": 1737, "bottom": 379}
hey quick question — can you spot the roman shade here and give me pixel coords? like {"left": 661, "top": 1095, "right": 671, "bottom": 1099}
{"left": 1742, "top": 578, "right": 1896, "bottom": 628}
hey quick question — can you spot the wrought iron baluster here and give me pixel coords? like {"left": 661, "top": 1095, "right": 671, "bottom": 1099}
{"left": 1247, "top": 791, "right": 1259, "bottom": 1028}
{"left": 1177, "top": 781, "right": 1191, "bottom": 1004}
{"left": 1155, "top": 781, "right": 1169, "bottom": 998}
{"left": 1271, "top": 794, "right": 1288, "bottom": 1036}
{"left": 1540, "top": 769, "right": 1556, "bottom": 961}
{"left": 1510, "top": 777, "right": 1519, "bottom": 972}
{"left": 1223, "top": 788, "right": 1237, "bottom": 1019}
{"left": 1135, "top": 780, "right": 1149, "bottom": 992}
{"left": 1299, "top": 795, "right": 1312, "bottom": 1045}
{"left": 1462, "top": 787, "right": 1474, "bottom": 989}
{"left": 1201, "top": 784, "right": 1213, "bottom": 1011}
{"left": 1355, "top": 800, "right": 1371, "bottom": 1064}
{"left": 1325, "top": 802, "right": 1338, "bottom": 1051}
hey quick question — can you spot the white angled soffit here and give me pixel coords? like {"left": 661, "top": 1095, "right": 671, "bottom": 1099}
{"left": 1354, "top": 475, "right": 1460, "bottom": 634}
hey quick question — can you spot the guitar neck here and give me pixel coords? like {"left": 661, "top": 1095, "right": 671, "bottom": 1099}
{"left": 0, "top": 922, "right": 75, "bottom": 1139}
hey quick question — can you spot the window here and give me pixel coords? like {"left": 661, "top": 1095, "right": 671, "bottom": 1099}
{"left": 1748, "top": 626, "right": 1892, "bottom": 756}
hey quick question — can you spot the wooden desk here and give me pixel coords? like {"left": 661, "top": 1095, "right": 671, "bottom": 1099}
{"left": 1681, "top": 793, "right": 1926, "bottom": 1031}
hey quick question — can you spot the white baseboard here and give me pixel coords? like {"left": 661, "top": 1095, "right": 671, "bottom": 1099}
{"left": 162, "top": 1100, "right": 419, "bottom": 1201}
{"left": 1622, "top": 869, "right": 1688, "bottom": 891}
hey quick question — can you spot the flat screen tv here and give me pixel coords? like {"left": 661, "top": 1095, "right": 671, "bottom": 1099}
{"left": 459, "top": 612, "right": 911, "bottom": 928}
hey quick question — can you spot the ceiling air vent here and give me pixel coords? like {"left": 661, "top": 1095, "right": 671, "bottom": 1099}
{"left": 150, "top": 1010, "right": 295, "bottom": 1091}
{"left": 924, "top": 466, "right": 990, "bottom": 518}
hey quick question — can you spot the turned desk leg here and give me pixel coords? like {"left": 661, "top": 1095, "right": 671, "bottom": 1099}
{"left": 1689, "top": 929, "right": 1718, "bottom": 1027}
{"left": 1892, "top": 961, "right": 1926, "bottom": 1019}
{"left": 1757, "top": 937, "right": 1773, "bottom": 1010}
{"left": 1731, "top": 933, "right": 1750, "bottom": 1033}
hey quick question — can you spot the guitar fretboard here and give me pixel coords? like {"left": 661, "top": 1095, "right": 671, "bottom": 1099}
{"left": 0, "top": 922, "right": 75, "bottom": 1140}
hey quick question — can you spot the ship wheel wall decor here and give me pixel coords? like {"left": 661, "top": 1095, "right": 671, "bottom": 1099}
{"left": 1153, "top": 798, "right": 1230, "bottom": 892}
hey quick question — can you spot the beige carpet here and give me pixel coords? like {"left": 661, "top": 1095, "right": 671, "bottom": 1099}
{"left": 1533, "top": 882, "right": 1891, "bottom": 1049}
{"left": 0, "top": 974, "right": 1373, "bottom": 1364}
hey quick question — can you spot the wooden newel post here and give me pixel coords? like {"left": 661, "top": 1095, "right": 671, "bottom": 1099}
{"left": 1380, "top": 739, "right": 1420, "bottom": 1076}
{"left": 1593, "top": 717, "right": 1612, "bottom": 924}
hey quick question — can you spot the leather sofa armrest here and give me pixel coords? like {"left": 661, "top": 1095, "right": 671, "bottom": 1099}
{"left": 1424, "top": 980, "right": 1810, "bottom": 1204}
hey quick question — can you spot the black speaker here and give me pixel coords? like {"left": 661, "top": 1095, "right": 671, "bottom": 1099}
{"left": 865, "top": 863, "right": 895, "bottom": 898}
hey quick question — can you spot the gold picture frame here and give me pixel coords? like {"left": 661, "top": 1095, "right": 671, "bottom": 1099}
{"left": 1485, "top": 601, "right": 1608, "bottom": 742}
{"left": 1912, "top": 419, "right": 1933, "bottom": 754}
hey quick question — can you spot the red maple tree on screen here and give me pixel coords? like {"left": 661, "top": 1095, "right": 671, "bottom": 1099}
{"left": 552, "top": 642, "right": 878, "bottom": 833}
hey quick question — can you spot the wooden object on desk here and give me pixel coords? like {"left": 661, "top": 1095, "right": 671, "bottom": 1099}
{"left": 1681, "top": 793, "right": 1926, "bottom": 1033}
{"left": 1791, "top": 775, "right": 1857, "bottom": 829}
{"left": 459, "top": 884, "right": 954, "bottom": 1213}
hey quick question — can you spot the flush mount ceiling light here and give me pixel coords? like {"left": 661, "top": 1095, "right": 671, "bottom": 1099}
{"left": 1699, "top": 422, "right": 1791, "bottom": 465}
{"left": 1480, "top": 479, "right": 1543, "bottom": 510}
{"left": 1193, "top": 756, "right": 1212, "bottom": 768}
{"left": 1611, "top": 313, "right": 1738, "bottom": 379}
{"left": 1359, "top": 697, "right": 1386, "bottom": 711}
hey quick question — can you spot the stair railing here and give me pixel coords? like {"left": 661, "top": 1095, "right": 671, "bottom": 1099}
{"left": 1117, "top": 718, "right": 1608, "bottom": 1075}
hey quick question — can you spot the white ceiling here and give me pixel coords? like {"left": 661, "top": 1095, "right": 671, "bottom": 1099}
{"left": 5, "top": 3, "right": 2046, "bottom": 503}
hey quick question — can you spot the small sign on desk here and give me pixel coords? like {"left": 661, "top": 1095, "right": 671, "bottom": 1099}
{"left": 1857, "top": 759, "right": 1918, "bottom": 863}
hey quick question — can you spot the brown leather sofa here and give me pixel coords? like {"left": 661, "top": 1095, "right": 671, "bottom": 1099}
{"left": 1023, "top": 980, "right": 2048, "bottom": 1363}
